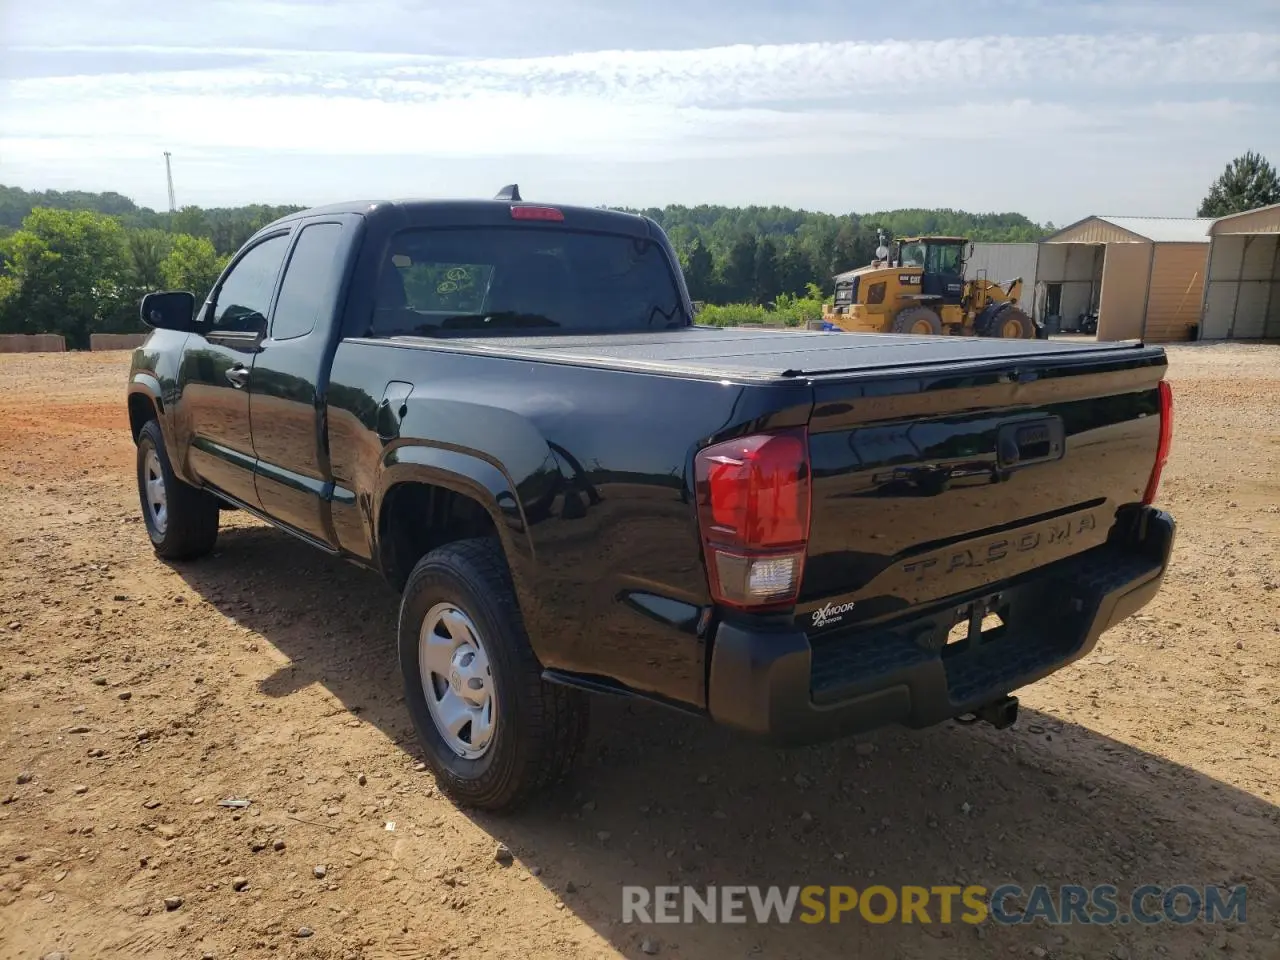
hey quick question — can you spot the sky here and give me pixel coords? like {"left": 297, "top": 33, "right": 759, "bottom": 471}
{"left": 2, "top": 0, "right": 1279, "bottom": 223}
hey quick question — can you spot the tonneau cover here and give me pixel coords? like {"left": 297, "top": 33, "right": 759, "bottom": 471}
{"left": 386, "top": 327, "right": 1155, "bottom": 382}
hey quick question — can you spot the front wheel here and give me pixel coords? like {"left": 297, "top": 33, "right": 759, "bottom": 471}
{"left": 136, "top": 420, "right": 220, "bottom": 560}
{"left": 891, "top": 306, "right": 944, "bottom": 336}
{"left": 398, "top": 538, "right": 588, "bottom": 811}
{"left": 992, "top": 306, "right": 1035, "bottom": 339}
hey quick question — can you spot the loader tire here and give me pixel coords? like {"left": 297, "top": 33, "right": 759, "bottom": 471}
{"left": 991, "top": 306, "right": 1035, "bottom": 339}
{"left": 891, "top": 306, "right": 944, "bottom": 336}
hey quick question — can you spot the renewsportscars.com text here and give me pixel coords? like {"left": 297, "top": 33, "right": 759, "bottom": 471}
{"left": 621, "top": 884, "right": 1247, "bottom": 926}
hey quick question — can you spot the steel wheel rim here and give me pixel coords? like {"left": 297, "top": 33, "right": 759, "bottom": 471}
{"left": 143, "top": 448, "right": 168, "bottom": 534}
{"left": 1001, "top": 317, "right": 1023, "bottom": 338}
{"left": 911, "top": 319, "right": 933, "bottom": 334}
{"left": 419, "top": 603, "right": 497, "bottom": 759}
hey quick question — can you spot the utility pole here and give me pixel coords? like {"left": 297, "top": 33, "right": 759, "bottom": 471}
{"left": 163, "top": 152, "right": 177, "bottom": 213}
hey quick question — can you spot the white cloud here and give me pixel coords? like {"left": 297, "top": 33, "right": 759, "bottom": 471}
{"left": 4, "top": 33, "right": 1276, "bottom": 158}
{"left": 10, "top": 32, "right": 1280, "bottom": 108}
{"left": 1, "top": 29, "right": 1277, "bottom": 220}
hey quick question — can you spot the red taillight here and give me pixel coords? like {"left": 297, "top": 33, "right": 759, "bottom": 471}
{"left": 694, "top": 429, "right": 811, "bottom": 609}
{"left": 510, "top": 205, "right": 564, "bottom": 221}
{"left": 1142, "top": 380, "right": 1173, "bottom": 505}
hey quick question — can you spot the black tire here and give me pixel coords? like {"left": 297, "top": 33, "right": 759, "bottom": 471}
{"left": 136, "top": 419, "right": 220, "bottom": 560}
{"left": 987, "top": 305, "right": 1035, "bottom": 339}
{"left": 398, "top": 538, "right": 589, "bottom": 811}
{"left": 891, "top": 306, "right": 944, "bottom": 336}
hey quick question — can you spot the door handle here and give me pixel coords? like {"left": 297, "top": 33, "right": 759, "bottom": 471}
{"left": 225, "top": 365, "right": 250, "bottom": 388}
{"left": 996, "top": 417, "right": 1064, "bottom": 469}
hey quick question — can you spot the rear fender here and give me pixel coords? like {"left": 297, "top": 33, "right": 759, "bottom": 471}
{"left": 373, "top": 445, "right": 538, "bottom": 637}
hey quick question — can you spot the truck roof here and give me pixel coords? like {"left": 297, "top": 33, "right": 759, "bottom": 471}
{"left": 263, "top": 198, "right": 652, "bottom": 237}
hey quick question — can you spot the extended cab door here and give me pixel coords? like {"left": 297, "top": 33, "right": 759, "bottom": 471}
{"left": 248, "top": 219, "right": 352, "bottom": 544}
{"left": 179, "top": 231, "right": 291, "bottom": 505}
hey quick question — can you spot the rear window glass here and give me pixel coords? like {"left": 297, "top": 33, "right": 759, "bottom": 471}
{"left": 369, "top": 227, "right": 687, "bottom": 336}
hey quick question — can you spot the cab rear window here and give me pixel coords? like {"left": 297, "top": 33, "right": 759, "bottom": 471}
{"left": 369, "top": 227, "right": 688, "bottom": 336}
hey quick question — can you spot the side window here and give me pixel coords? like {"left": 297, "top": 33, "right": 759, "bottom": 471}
{"left": 210, "top": 234, "right": 290, "bottom": 333}
{"left": 937, "top": 246, "right": 962, "bottom": 274}
{"left": 272, "top": 223, "right": 344, "bottom": 341}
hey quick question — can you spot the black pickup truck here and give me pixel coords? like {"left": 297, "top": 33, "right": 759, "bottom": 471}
{"left": 127, "top": 190, "right": 1175, "bottom": 810}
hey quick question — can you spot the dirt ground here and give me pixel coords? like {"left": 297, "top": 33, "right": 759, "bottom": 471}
{"left": 1, "top": 344, "right": 1277, "bottom": 960}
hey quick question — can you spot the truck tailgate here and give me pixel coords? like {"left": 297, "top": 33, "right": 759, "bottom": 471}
{"left": 797, "top": 345, "right": 1168, "bottom": 634}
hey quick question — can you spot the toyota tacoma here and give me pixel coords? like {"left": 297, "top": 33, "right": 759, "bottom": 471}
{"left": 126, "top": 189, "right": 1176, "bottom": 810}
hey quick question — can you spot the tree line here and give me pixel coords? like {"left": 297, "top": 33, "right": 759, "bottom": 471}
{"left": 0, "top": 187, "right": 303, "bottom": 348}
{"left": 0, "top": 185, "right": 304, "bottom": 258}
{"left": 0, "top": 185, "right": 1049, "bottom": 347}
{"left": 1, "top": 209, "right": 229, "bottom": 349}
{"left": 630, "top": 205, "right": 1049, "bottom": 306}
{"left": 3, "top": 151, "right": 1273, "bottom": 348}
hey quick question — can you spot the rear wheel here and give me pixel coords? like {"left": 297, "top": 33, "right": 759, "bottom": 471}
{"left": 992, "top": 306, "right": 1035, "bottom": 339}
{"left": 136, "top": 420, "right": 219, "bottom": 560}
{"left": 891, "top": 306, "right": 944, "bottom": 336}
{"left": 399, "top": 538, "right": 589, "bottom": 811}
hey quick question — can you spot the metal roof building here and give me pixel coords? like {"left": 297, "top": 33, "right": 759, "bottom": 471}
{"left": 964, "top": 242, "right": 1038, "bottom": 314}
{"left": 1039, "top": 216, "right": 1212, "bottom": 342}
{"left": 1201, "top": 202, "right": 1280, "bottom": 340}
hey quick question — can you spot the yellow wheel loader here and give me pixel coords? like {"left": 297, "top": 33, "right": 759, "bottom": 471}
{"left": 822, "top": 235, "right": 1041, "bottom": 339}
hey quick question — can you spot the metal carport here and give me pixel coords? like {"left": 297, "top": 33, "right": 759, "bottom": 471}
{"left": 1201, "top": 202, "right": 1280, "bottom": 340}
{"left": 1039, "top": 216, "right": 1211, "bottom": 342}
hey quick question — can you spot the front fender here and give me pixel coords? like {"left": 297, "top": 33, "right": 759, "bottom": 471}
{"left": 127, "top": 372, "right": 192, "bottom": 479}
{"left": 128, "top": 332, "right": 196, "bottom": 483}
{"left": 373, "top": 444, "right": 538, "bottom": 636}
{"left": 127, "top": 370, "right": 164, "bottom": 415}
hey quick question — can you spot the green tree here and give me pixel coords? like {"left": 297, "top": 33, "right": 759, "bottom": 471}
{"left": 1198, "top": 152, "right": 1280, "bottom": 217}
{"left": 776, "top": 242, "right": 815, "bottom": 298}
{"left": 830, "top": 222, "right": 862, "bottom": 276}
{"left": 0, "top": 208, "right": 132, "bottom": 347}
{"left": 169, "top": 205, "right": 210, "bottom": 238}
{"left": 722, "top": 233, "right": 758, "bottom": 303}
{"left": 753, "top": 236, "right": 780, "bottom": 304}
{"left": 127, "top": 228, "right": 175, "bottom": 291}
{"left": 160, "top": 234, "right": 228, "bottom": 302}
{"left": 682, "top": 238, "right": 714, "bottom": 303}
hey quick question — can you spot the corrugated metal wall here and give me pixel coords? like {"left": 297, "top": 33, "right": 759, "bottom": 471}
{"left": 1044, "top": 218, "right": 1141, "bottom": 244}
{"left": 1096, "top": 243, "right": 1151, "bottom": 341}
{"left": 1202, "top": 234, "right": 1280, "bottom": 339}
{"left": 1210, "top": 206, "right": 1280, "bottom": 236}
{"left": 964, "top": 243, "right": 1038, "bottom": 312}
{"left": 1143, "top": 244, "right": 1208, "bottom": 342}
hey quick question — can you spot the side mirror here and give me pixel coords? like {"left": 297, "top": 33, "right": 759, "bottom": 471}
{"left": 140, "top": 291, "right": 196, "bottom": 331}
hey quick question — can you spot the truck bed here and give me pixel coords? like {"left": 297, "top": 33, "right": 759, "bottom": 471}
{"left": 383, "top": 327, "right": 1162, "bottom": 382}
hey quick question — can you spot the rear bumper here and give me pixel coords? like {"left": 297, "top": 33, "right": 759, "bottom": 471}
{"left": 707, "top": 506, "right": 1175, "bottom": 745}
